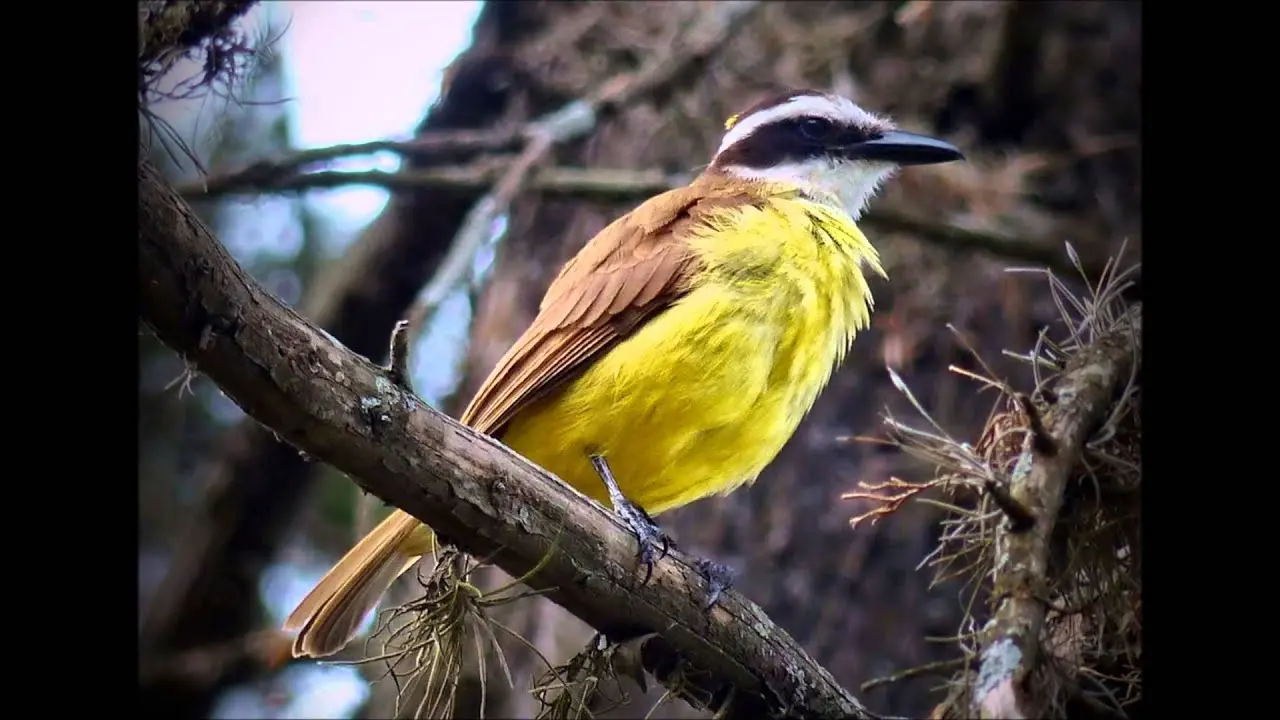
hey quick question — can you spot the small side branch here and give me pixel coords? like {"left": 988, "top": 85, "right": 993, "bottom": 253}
{"left": 972, "top": 307, "right": 1141, "bottom": 719}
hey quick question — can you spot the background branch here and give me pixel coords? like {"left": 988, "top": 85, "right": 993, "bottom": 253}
{"left": 139, "top": 153, "right": 875, "bottom": 719}
{"left": 177, "top": 164, "right": 682, "bottom": 200}
{"left": 184, "top": 128, "right": 524, "bottom": 195}
{"left": 179, "top": 163, "right": 1115, "bottom": 293}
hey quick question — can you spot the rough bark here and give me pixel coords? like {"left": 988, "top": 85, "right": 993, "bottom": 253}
{"left": 138, "top": 154, "right": 874, "bottom": 720}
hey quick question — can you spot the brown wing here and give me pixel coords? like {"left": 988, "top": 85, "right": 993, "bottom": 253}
{"left": 458, "top": 177, "right": 758, "bottom": 435}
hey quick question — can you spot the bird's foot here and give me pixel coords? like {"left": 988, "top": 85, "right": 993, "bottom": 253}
{"left": 621, "top": 506, "right": 673, "bottom": 587}
{"left": 693, "top": 557, "right": 737, "bottom": 610}
{"left": 590, "top": 454, "right": 673, "bottom": 586}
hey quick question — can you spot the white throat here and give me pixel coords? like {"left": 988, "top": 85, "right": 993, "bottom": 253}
{"left": 723, "top": 159, "right": 897, "bottom": 221}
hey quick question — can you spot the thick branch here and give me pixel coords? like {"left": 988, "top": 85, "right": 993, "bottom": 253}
{"left": 139, "top": 155, "right": 873, "bottom": 718}
{"left": 972, "top": 307, "right": 1141, "bottom": 719}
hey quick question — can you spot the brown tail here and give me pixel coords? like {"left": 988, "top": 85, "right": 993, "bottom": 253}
{"left": 283, "top": 510, "right": 425, "bottom": 658}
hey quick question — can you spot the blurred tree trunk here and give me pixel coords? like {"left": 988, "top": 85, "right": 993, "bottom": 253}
{"left": 441, "top": 2, "right": 1139, "bottom": 718}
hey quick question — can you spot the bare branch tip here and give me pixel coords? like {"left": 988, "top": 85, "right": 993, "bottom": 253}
{"left": 386, "top": 319, "right": 414, "bottom": 392}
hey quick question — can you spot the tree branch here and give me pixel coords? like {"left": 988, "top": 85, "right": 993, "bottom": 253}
{"left": 178, "top": 163, "right": 1112, "bottom": 286}
{"left": 971, "top": 306, "right": 1141, "bottom": 719}
{"left": 139, "top": 153, "right": 875, "bottom": 718}
{"left": 177, "top": 164, "right": 683, "bottom": 200}
{"left": 184, "top": 129, "right": 525, "bottom": 196}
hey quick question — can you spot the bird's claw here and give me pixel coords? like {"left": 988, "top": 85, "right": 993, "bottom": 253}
{"left": 615, "top": 498, "right": 674, "bottom": 585}
{"left": 590, "top": 454, "right": 675, "bottom": 586}
{"left": 588, "top": 453, "right": 733, "bottom": 602}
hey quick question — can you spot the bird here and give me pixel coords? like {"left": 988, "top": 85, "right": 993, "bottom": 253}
{"left": 284, "top": 88, "right": 964, "bottom": 659}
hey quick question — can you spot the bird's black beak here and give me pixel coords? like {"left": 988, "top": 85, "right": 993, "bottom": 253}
{"left": 849, "top": 130, "right": 964, "bottom": 166}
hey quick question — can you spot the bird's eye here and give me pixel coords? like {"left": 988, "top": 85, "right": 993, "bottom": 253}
{"left": 796, "top": 117, "right": 833, "bottom": 141}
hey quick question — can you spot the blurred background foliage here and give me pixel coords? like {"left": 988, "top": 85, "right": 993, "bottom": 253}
{"left": 138, "top": 2, "right": 1140, "bottom": 718}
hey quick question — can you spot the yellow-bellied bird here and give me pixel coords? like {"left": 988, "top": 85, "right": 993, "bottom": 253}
{"left": 285, "top": 88, "right": 964, "bottom": 658}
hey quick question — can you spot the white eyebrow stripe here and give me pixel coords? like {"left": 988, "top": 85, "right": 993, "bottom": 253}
{"left": 715, "top": 94, "right": 885, "bottom": 156}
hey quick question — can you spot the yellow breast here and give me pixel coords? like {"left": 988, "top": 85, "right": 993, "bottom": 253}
{"left": 498, "top": 194, "right": 885, "bottom": 515}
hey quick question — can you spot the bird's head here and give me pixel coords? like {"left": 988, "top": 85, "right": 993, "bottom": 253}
{"left": 708, "top": 89, "right": 963, "bottom": 220}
